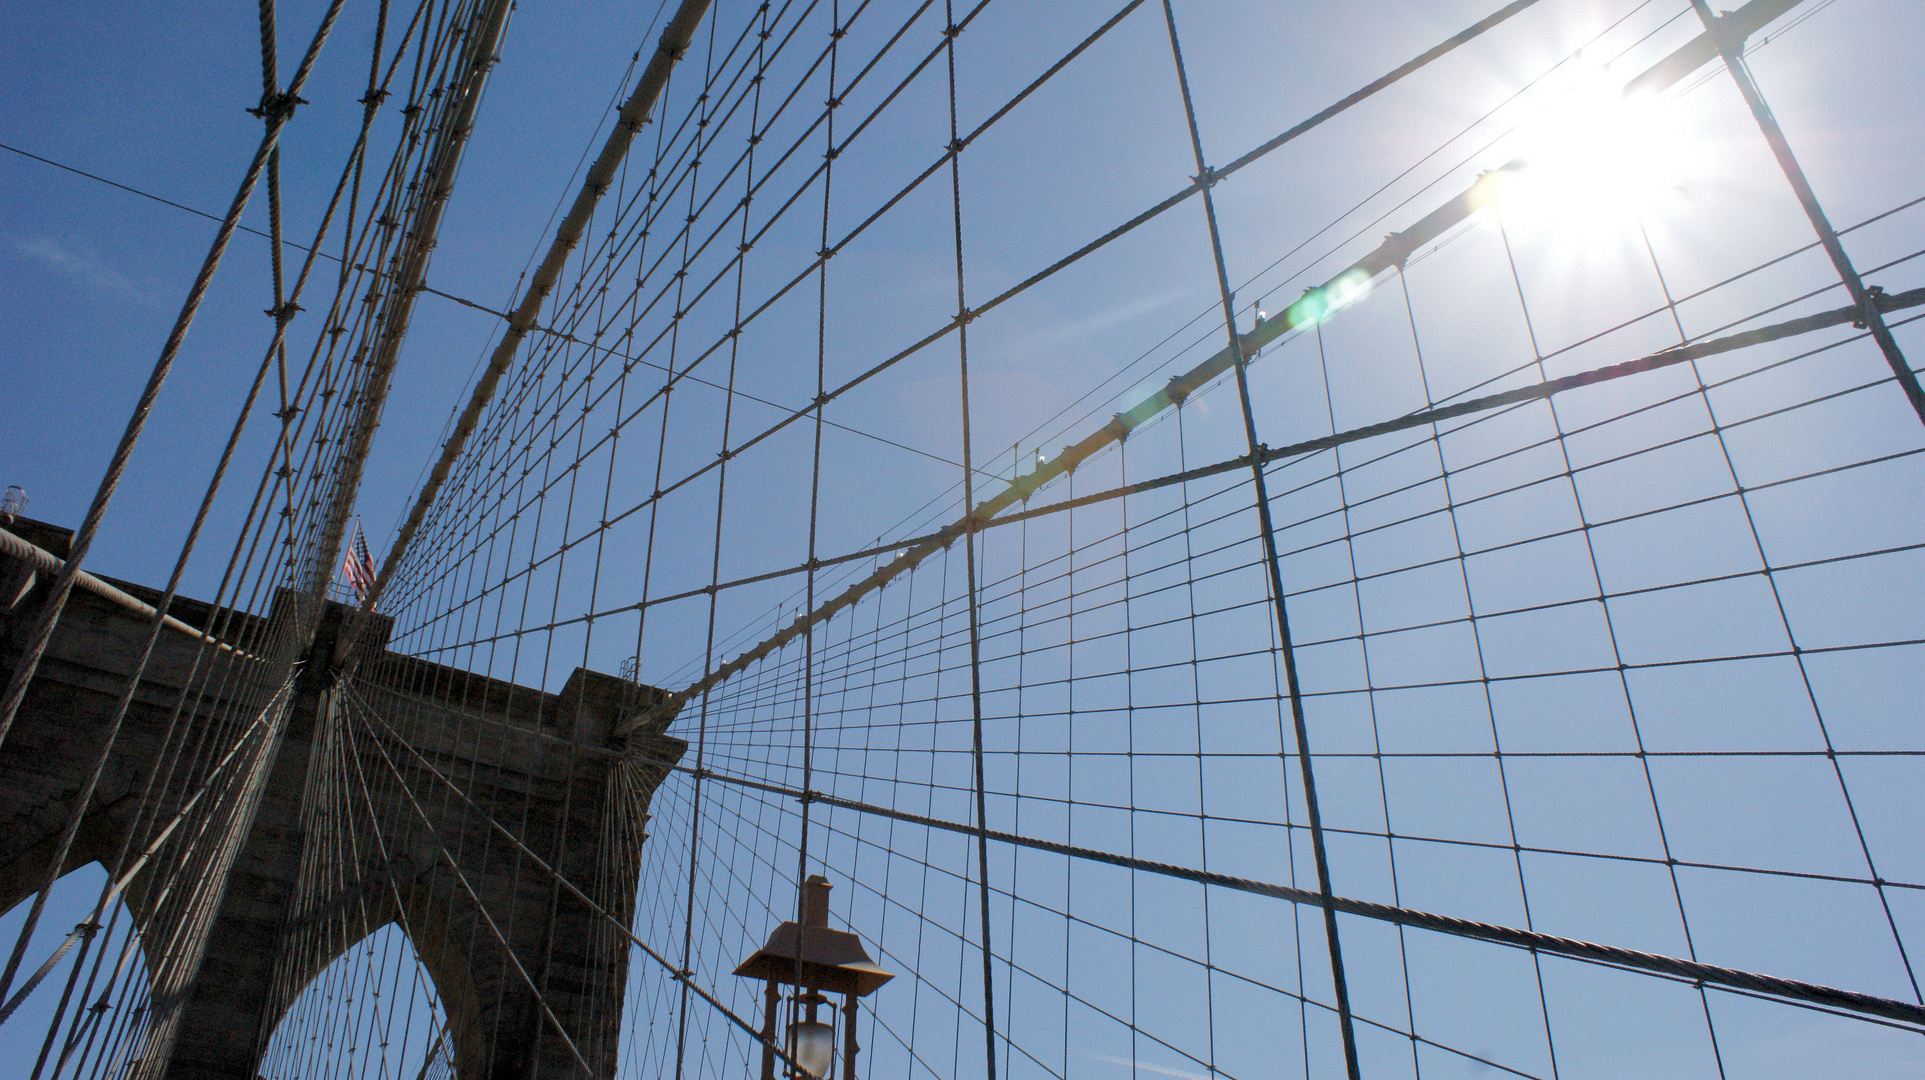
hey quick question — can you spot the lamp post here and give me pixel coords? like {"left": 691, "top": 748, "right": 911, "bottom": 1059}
{"left": 734, "top": 875, "right": 894, "bottom": 1080}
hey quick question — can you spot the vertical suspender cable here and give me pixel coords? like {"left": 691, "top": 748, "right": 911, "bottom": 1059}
{"left": 799, "top": 0, "right": 832, "bottom": 949}
{"left": 674, "top": 15, "right": 725, "bottom": 1080}
{"left": 347, "top": 0, "right": 719, "bottom": 649}
{"left": 0, "top": 0, "right": 352, "bottom": 753}
{"left": 1155, "top": 4, "right": 1363, "bottom": 1078}
{"left": 304, "top": 0, "right": 519, "bottom": 616}
{"left": 943, "top": 3, "right": 1000, "bottom": 1076}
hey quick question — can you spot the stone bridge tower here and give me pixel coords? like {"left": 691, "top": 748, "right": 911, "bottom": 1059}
{"left": 0, "top": 517, "right": 684, "bottom": 1080}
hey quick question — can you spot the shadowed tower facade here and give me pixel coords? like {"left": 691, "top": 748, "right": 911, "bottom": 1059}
{"left": 0, "top": 518, "right": 684, "bottom": 1080}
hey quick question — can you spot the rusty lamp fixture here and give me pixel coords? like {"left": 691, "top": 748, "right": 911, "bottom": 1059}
{"left": 735, "top": 874, "right": 893, "bottom": 1080}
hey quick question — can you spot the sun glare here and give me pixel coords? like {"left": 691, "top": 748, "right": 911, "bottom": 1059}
{"left": 1482, "top": 55, "right": 1703, "bottom": 239}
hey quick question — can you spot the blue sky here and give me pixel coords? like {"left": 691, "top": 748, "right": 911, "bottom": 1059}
{"left": 3, "top": 1, "right": 1924, "bottom": 1079}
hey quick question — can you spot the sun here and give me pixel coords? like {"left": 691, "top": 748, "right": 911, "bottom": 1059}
{"left": 1477, "top": 53, "right": 1707, "bottom": 241}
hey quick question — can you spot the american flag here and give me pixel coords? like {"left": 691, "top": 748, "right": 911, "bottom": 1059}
{"left": 342, "top": 522, "right": 376, "bottom": 603}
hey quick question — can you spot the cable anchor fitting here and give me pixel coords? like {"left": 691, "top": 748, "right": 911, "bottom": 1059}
{"left": 248, "top": 91, "right": 309, "bottom": 122}
{"left": 1853, "top": 285, "right": 1888, "bottom": 328}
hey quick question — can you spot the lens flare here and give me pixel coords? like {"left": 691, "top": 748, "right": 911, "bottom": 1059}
{"left": 1286, "top": 268, "right": 1373, "bottom": 328}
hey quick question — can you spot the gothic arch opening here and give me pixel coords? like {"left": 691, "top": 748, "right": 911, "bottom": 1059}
{"left": 259, "top": 921, "right": 449, "bottom": 1080}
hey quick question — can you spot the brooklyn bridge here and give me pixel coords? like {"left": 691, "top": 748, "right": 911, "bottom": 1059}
{"left": 0, "top": 1, "right": 1921, "bottom": 1078}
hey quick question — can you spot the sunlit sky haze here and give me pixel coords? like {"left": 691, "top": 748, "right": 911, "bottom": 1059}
{"left": 2, "top": 2, "right": 1923, "bottom": 1079}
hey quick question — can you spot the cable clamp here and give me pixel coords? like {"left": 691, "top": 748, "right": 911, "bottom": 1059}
{"left": 359, "top": 88, "right": 391, "bottom": 108}
{"left": 955, "top": 307, "right": 975, "bottom": 326}
{"left": 943, "top": 23, "right": 964, "bottom": 39}
{"left": 818, "top": 247, "right": 836, "bottom": 261}
{"left": 248, "top": 91, "right": 309, "bottom": 121}
{"left": 265, "top": 301, "right": 304, "bottom": 325}
{"left": 947, "top": 137, "right": 966, "bottom": 155}
{"left": 1192, "top": 164, "right": 1221, "bottom": 189}
{"left": 1853, "top": 285, "right": 1887, "bottom": 328}
{"left": 1382, "top": 230, "right": 1411, "bottom": 269}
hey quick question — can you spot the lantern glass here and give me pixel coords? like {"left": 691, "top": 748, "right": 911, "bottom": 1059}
{"left": 789, "top": 1019, "right": 835, "bottom": 1078}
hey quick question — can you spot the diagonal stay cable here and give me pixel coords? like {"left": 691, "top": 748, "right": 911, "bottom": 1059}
{"left": 371, "top": 0, "right": 989, "bottom": 621}
{"left": 600, "top": 283, "right": 1923, "bottom": 721}
{"left": 375, "top": 0, "right": 1541, "bottom": 632}
{"left": 347, "top": 0, "right": 717, "bottom": 648}
{"left": 610, "top": 0, "right": 1826, "bottom": 724}
{"left": 405, "top": 224, "right": 1925, "bottom": 664}
{"left": 340, "top": 690, "right": 600, "bottom": 1079}
{"left": 1687, "top": 0, "right": 1924, "bottom": 424}
{"left": 0, "top": 673, "right": 297, "bottom": 1028}
{"left": 0, "top": 0, "right": 352, "bottom": 754}
{"left": 610, "top": 743, "right": 1925, "bottom": 1030}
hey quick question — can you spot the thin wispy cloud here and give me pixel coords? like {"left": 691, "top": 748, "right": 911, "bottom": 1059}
{"left": 11, "top": 235, "right": 164, "bottom": 311}
{"left": 1089, "top": 1052, "right": 1211, "bottom": 1080}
